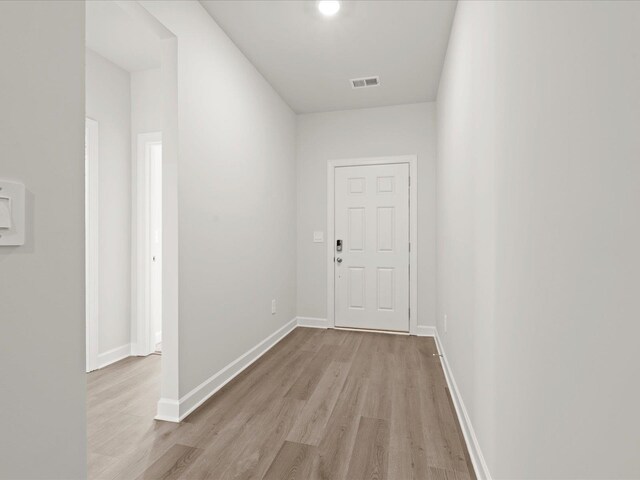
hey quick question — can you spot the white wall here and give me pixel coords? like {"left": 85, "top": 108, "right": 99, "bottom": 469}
{"left": 86, "top": 49, "right": 132, "bottom": 355}
{"left": 141, "top": 1, "right": 297, "bottom": 397}
{"left": 296, "top": 102, "right": 437, "bottom": 326}
{"left": 0, "top": 1, "right": 86, "bottom": 478}
{"left": 436, "top": 1, "right": 498, "bottom": 473}
{"left": 131, "top": 68, "right": 162, "bottom": 135}
{"left": 437, "top": 1, "right": 640, "bottom": 477}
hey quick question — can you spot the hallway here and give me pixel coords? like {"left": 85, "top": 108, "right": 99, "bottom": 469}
{"left": 87, "top": 328, "right": 474, "bottom": 480}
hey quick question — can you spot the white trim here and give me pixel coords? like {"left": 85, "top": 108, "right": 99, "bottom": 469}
{"left": 155, "top": 331, "right": 162, "bottom": 345}
{"left": 434, "top": 331, "right": 492, "bottom": 480}
{"left": 156, "top": 318, "right": 298, "bottom": 423}
{"left": 296, "top": 316, "right": 329, "bottom": 329}
{"left": 132, "top": 132, "right": 162, "bottom": 357}
{"left": 415, "top": 325, "right": 437, "bottom": 337}
{"left": 97, "top": 344, "right": 132, "bottom": 369}
{"left": 155, "top": 398, "right": 180, "bottom": 422}
{"left": 327, "top": 155, "right": 418, "bottom": 335}
{"left": 85, "top": 118, "right": 100, "bottom": 373}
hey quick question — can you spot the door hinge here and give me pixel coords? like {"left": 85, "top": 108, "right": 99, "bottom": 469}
{"left": 408, "top": 176, "right": 411, "bottom": 187}
{"left": 408, "top": 307, "right": 411, "bottom": 318}
{"left": 409, "top": 242, "right": 411, "bottom": 252}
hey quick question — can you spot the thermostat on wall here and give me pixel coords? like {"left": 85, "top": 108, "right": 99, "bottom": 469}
{"left": 0, "top": 180, "right": 25, "bottom": 246}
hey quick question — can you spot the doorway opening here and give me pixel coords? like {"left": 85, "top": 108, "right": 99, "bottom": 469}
{"left": 133, "top": 132, "right": 163, "bottom": 356}
{"left": 84, "top": 0, "right": 179, "bottom": 439}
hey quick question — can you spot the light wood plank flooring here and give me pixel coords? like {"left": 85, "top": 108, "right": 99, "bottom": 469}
{"left": 88, "top": 327, "right": 475, "bottom": 480}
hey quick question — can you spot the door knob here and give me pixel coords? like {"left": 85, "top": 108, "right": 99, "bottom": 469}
{"left": 336, "top": 257, "right": 343, "bottom": 263}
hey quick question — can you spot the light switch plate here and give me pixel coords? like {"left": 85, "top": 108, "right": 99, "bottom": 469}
{"left": 313, "top": 231, "right": 324, "bottom": 243}
{"left": 0, "top": 179, "right": 25, "bottom": 246}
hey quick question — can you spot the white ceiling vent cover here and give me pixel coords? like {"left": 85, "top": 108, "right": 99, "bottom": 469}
{"left": 351, "top": 76, "right": 380, "bottom": 89}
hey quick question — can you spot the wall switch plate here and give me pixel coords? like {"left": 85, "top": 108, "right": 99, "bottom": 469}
{"left": 0, "top": 179, "right": 25, "bottom": 246}
{"left": 313, "top": 231, "right": 324, "bottom": 243}
{"left": 444, "top": 314, "right": 448, "bottom": 333}
{"left": 271, "top": 299, "right": 276, "bottom": 315}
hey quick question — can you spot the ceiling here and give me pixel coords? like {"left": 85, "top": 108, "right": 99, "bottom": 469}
{"left": 200, "top": 0, "right": 457, "bottom": 113}
{"left": 86, "top": 1, "right": 161, "bottom": 73}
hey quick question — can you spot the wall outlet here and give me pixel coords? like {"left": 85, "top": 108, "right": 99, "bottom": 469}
{"left": 271, "top": 299, "right": 276, "bottom": 315}
{"left": 444, "top": 314, "right": 448, "bottom": 333}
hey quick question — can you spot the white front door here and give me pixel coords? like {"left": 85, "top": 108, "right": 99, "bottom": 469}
{"left": 334, "top": 163, "right": 410, "bottom": 332}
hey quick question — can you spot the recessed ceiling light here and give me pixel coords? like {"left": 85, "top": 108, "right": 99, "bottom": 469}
{"left": 318, "top": 1, "right": 340, "bottom": 16}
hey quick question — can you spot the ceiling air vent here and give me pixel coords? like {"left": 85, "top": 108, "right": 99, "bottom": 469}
{"left": 351, "top": 76, "right": 380, "bottom": 89}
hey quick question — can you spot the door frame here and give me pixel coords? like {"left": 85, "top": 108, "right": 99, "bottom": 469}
{"left": 326, "top": 155, "right": 418, "bottom": 335}
{"left": 132, "top": 131, "right": 162, "bottom": 356}
{"left": 85, "top": 117, "right": 100, "bottom": 372}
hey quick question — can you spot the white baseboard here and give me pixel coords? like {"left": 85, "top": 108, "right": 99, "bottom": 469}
{"left": 296, "top": 316, "right": 329, "bottom": 329}
{"left": 97, "top": 343, "right": 131, "bottom": 369}
{"left": 155, "top": 331, "right": 162, "bottom": 345}
{"left": 157, "top": 318, "right": 298, "bottom": 423}
{"left": 415, "top": 325, "right": 437, "bottom": 337}
{"left": 434, "top": 331, "right": 492, "bottom": 480}
{"left": 155, "top": 398, "right": 180, "bottom": 422}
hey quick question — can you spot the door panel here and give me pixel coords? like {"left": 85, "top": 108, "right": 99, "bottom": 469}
{"left": 377, "top": 207, "right": 395, "bottom": 252}
{"left": 348, "top": 208, "right": 365, "bottom": 251}
{"left": 377, "top": 268, "right": 395, "bottom": 311}
{"left": 348, "top": 267, "right": 365, "bottom": 309}
{"left": 334, "top": 163, "right": 409, "bottom": 332}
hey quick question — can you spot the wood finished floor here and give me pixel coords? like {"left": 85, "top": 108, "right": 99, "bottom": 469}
{"left": 88, "top": 327, "right": 476, "bottom": 480}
